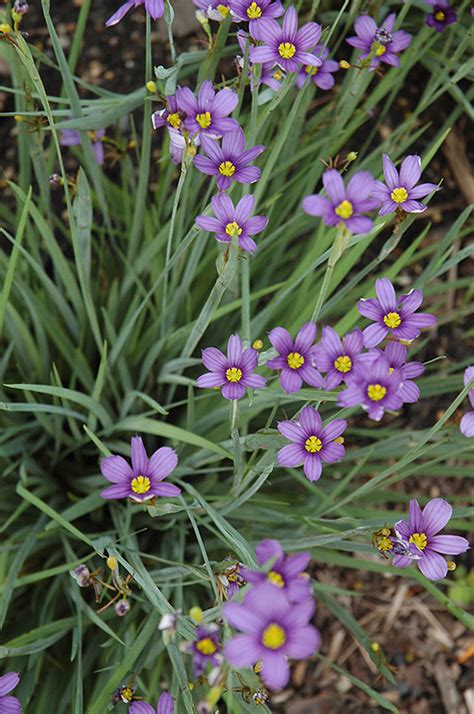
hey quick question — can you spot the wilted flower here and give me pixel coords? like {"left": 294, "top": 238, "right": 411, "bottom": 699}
{"left": 250, "top": 6, "right": 321, "bottom": 73}
{"left": 115, "top": 599, "right": 131, "bottom": 617}
{"left": 460, "top": 366, "right": 474, "bottom": 438}
{"left": 296, "top": 46, "right": 339, "bottom": 90}
{"left": 392, "top": 498, "right": 470, "bottom": 580}
{"left": 266, "top": 323, "right": 324, "bottom": 394}
{"left": 100, "top": 436, "right": 180, "bottom": 502}
{"left": 217, "top": 560, "right": 246, "bottom": 599}
{"left": 196, "top": 334, "right": 266, "bottom": 400}
{"left": 371, "top": 154, "right": 439, "bottom": 215}
{"left": 195, "top": 193, "right": 268, "bottom": 254}
{"left": 0, "top": 672, "right": 21, "bottom": 713}
{"left": 230, "top": 0, "right": 284, "bottom": 39}
{"left": 60, "top": 128, "right": 105, "bottom": 165}
{"left": 176, "top": 81, "right": 239, "bottom": 138}
{"left": 186, "top": 625, "right": 222, "bottom": 676}
{"left": 70, "top": 564, "right": 92, "bottom": 588}
{"left": 338, "top": 354, "right": 404, "bottom": 421}
{"left": 346, "top": 13, "right": 412, "bottom": 68}
{"left": 159, "top": 610, "right": 181, "bottom": 634}
{"left": 277, "top": 406, "right": 346, "bottom": 481}
{"left": 425, "top": 2, "right": 457, "bottom": 32}
{"left": 303, "top": 169, "right": 377, "bottom": 235}
{"left": 357, "top": 277, "right": 437, "bottom": 348}
{"left": 241, "top": 539, "right": 312, "bottom": 601}
{"left": 313, "top": 326, "right": 364, "bottom": 390}
{"left": 193, "top": 128, "right": 264, "bottom": 191}
{"left": 13, "top": 0, "right": 29, "bottom": 15}
{"left": 106, "top": 0, "right": 164, "bottom": 27}
{"left": 151, "top": 95, "right": 184, "bottom": 132}
{"left": 224, "top": 584, "right": 320, "bottom": 689}
{"left": 130, "top": 692, "right": 175, "bottom": 714}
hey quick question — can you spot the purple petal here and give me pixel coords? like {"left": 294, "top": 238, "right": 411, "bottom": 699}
{"left": 239, "top": 235, "right": 258, "bottom": 254}
{"left": 422, "top": 498, "right": 452, "bottom": 537}
{"left": 346, "top": 171, "right": 374, "bottom": 202}
{"left": 277, "top": 420, "right": 303, "bottom": 442}
{"left": 375, "top": 277, "right": 397, "bottom": 313}
{"left": 227, "top": 334, "right": 243, "bottom": 364}
{"left": 157, "top": 692, "right": 175, "bottom": 714}
{"left": 196, "top": 215, "right": 223, "bottom": 233}
{"left": 295, "top": 322, "right": 317, "bottom": 353}
{"left": 224, "top": 635, "right": 259, "bottom": 667}
{"left": 460, "top": 411, "right": 474, "bottom": 437}
{"left": 323, "top": 169, "right": 345, "bottom": 203}
{"left": 428, "top": 535, "right": 470, "bottom": 556}
{"left": 409, "top": 498, "right": 424, "bottom": 532}
{"left": 409, "top": 182, "right": 438, "bottom": 199}
{"left": 362, "top": 323, "right": 389, "bottom": 348}
{"left": 212, "top": 88, "right": 238, "bottom": 117}
{"left": 268, "top": 326, "right": 292, "bottom": 355}
{"left": 224, "top": 602, "right": 263, "bottom": 634}
{"left": 235, "top": 194, "right": 255, "bottom": 223}
{"left": 242, "top": 373, "right": 266, "bottom": 389}
{"left": 202, "top": 346, "right": 226, "bottom": 371}
{"left": 299, "top": 405, "right": 322, "bottom": 434}
{"left": 280, "top": 368, "right": 303, "bottom": 394}
{"left": 148, "top": 447, "right": 178, "bottom": 480}
{"left": 222, "top": 128, "right": 246, "bottom": 155}
{"left": 261, "top": 652, "right": 290, "bottom": 689}
{"left": 400, "top": 155, "right": 422, "bottom": 189}
{"left": 222, "top": 382, "right": 246, "bottom": 400}
{"left": 320, "top": 442, "right": 344, "bottom": 463}
{"left": 278, "top": 443, "right": 305, "bottom": 467}
{"left": 154, "top": 483, "right": 181, "bottom": 497}
{"left": 240, "top": 347, "right": 258, "bottom": 373}
{"left": 382, "top": 154, "right": 399, "bottom": 189}
{"left": 417, "top": 551, "right": 448, "bottom": 581}
{"left": 282, "top": 6, "right": 298, "bottom": 38}
{"left": 286, "top": 624, "right": 321, "bottom": 659}
{"left": 353, "top": 14, "right": 377, "bottom": 41}
{"left": 256, "top": 538, "right": 283, "bottom": 564}
{"left": 300, "top": 364, "right": 324, "bottom": 388}
{"left": 235, "top": 166, "right": 261, "bottom": 185}
{"left": 357, "top": 297, "right": 383, "bottom": 321}
{"left": 130, "top": 702, "right": 157, "bottom": 714}
{"left": 145, "top": 0, "right": 165, "bottom": 19}
{"left": 345, "top": 216, "right": 373, "bottom": 235}
{"left": 296, "top": 22, "right": 321, "bottom": 49}
{"left": 401, "top": 199, "right": 427, "bottom": 213}
{"left": 0, "top": 698, "right": 22, "bottom": 714}
{"left": 100, "top": 483, "right": 131, "bottom": 500}
{"left": 392, "top": 555, "right": 412, "bottom": 569}
{"left": 0, "top": 674, "right": 19, "bottom": 697}
{"left": 302, "top": 195, "right": 332, "bottom": 217}
{"left": 399, "top": 380, "right": 420, "bottom": 403}
{"left": 194, "top": 155, "right": 219, "bottom": 176}
{"left": 399, "top": 288, "right": 423, "bottom": 315}
{"left": 131, "top": 436, "right": 149, "bottom": 474}
{"left": 321, "top": 418, "right": 346, "bottom": 442}
{"left": 303, "top": 454, "right": 322, "bottom": 481}
{"left": 196, "top": 372, "right": 225, "bottom": 388}
{"left": 251, "top": 46, "right": 278, "bottom": 64}
{"left": 105, "top": 0, "right": 135, "bottom": 26}
{"left": 245, "top": 215, "right": 268, "bottom": 235}
{"left": 100, "top": 455, "right": 133, "bottom": 483}
{"left": 284, "top": 551, "right": 311, "bottom": 577}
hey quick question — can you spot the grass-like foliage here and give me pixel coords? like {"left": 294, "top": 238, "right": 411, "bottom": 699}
{"left": 0, "top": 0, "right": 473, "bottom": 712}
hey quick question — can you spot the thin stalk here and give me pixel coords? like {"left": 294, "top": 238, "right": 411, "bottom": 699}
{"left": 165, "top": 0, "right": 177, "bottom": 64}
{"left": 311, "top": 224, "right": 349, "bottom": 322}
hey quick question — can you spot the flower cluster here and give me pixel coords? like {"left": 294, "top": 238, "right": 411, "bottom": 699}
{"left": 373, "top": 498, "right": 470, "bottom": 580}
{"left": 223, "top": 539, "right": 320, "bottom": 689}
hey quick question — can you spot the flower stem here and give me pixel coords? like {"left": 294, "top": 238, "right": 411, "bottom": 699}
{"left": 311, "top": 224, "right": 349, "bottom": 323}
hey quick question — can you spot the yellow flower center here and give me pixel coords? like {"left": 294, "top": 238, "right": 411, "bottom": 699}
{"left": 305, "top": 435, "right": 323, "bottom": 453}
{"left": 167, "top": 112, "right": 181, "bottom": 129}
{"left": 131, "top": 475, "right": 151, "bottom": 494}
{"left": 383, "top": 311, "right": 401, "bottom": 329}
{"left": 334, "top": 355, "right": 352, "bottom": 373}
{"left": 305, "top": 65, "right": 319, "bottom": 76}
{"left": 196, "top": 637, "right": 217, "bottom": 655}
{"left": 278, "top": 42, "right": 296, "bottom": 59}
{"left": 262, "top": 623, "right": 286, "bottom": 650}
{"left": 196, "top": 111, "right": 212, "bottom": 128}
{"left": 273, "top": 69, "right": 283, "bottom": 80}
{"left": 121, "top": 688, "right": 134, "bottom": 702}
{"left": 371, "top": 42, "right": 386, "bottom": 56}
{"left": 377, "top": 537, "right": 393, "bottom": 552}
{"left": 435, "top": 10, "right": 445, "bottom": 20}
{"left": 268, "top": 570, "right": 285, "bottom": 587}
{"left": 217, "top": 4, "right": 229, "bottom": 16}
{"left": 335, "top": 200, "right": 353, "bottom": 219}
{"left": 247, "top": 1, "right": 262, "bottom": 18}
{"left": 287, "top": 351, "right": 304, "bottom": 369}
{"left": 390, "top": 187, "right": 408, "bottom": 203}
{"left": 226, "top": 367, "right": 242, "bottom": 382}
{"left": 218, "top": 160, "right": 236, "bottom": 177}
{"left": 367, "top": 384, "right": 387, "bottom": 402}
{"left": 409, "top": 532, "right": 428, "bottom": 551}
{"left": 225, "top": 221, "right": 242, "bottom": 237}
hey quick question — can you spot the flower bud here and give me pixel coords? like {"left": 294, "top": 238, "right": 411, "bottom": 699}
{"left": 146, "top": 80, "right": 157, "bottom": 93}
{"left": 339, "top": 60, "right": 351, "bottom": 70}
{"left": 189, "top": 606, "right": 204, "bottom": 623}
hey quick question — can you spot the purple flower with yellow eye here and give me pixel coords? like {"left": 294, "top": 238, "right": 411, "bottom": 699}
{"left": 193, "top": 129, "right": 264, "bottom": 191}
{"left": 230, "top": 0, "right": 284, "bottom": 39}
{"left": 313, "top": 326, "right": 364, "bottom": 390}
{"left": 296, "top": 46, "right": 339, "bottom": 91}
{"left": 240, "top": 539, "right": 312, "bottom": 602}
{"left": 193, "top": 0, "right": 231, "bottom": 21}
{"left": 60, "top": 128, "right": 106, "bottom": 165}
{"left": 0, "top": 672, "right": 21, "bottom": 714}
{"left": 176, "top": 81, "right": 239, "bottom": 138}
{"left": 151, "top": 95, "right": 183, "bottom": 132}
{"left": 277, "top": 406, "right": 346, "bottom": 482}
{"left": 100, "top": 436, "right": 180, "bottom": 502}
{"left": 359, "top": 341, "right": 425, "bottom": 404}
{"left": 426, "top": 2, "right": 457, "bottom": 32}
{"left": 250, "top": 6, "right": 321, "bottom": 73}
{"left": 267, "top": 323, "right": 324, "bottom": 394}
{"left": 196, "top": 334, "right": 266, "bottom": 400}
{"left": 371, "top": 154, "right": 439, "bottom": 215}
{"left": 186, "top": 625, "right": 222, "bottom": 676}
{"left": 338, "top": 354, "right": 404, "bottom": 421}
{"left": 346, "top": 13, "right": 412, "bottom": 68}
{"left": 392, "top": 498, "right": 470, "bottom": 580}
{"left": 196, "top": 193, "right": 268, "bottom": 254}
{"left": 236, "top": 30, "right": 285, "bottom": 92}
{"left": 130, "top": 692, "right": 175, "bottom": 714}
{"left": 223, "top": 584, "right": 320, "bottom": 690}
{"left": 460, "top": 366, "right": 474, "bottom": 438}
{"left": 106, "top": 0, "right": 164, "bottom": 26}
{"left": 357, "top": 277, "right": 437, "bottom": 348}
{"left": 303, "top": 169, "right": 377, "bottom": 235}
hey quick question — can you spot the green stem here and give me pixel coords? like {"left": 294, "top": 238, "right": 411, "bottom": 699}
{"left": 311, "top": 224, "right": 349, "bottom": 322}
{"left": 165, "top": 0, "right": 177, "bottom": 64}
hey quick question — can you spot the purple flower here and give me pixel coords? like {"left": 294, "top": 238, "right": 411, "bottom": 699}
{"left": 151, "top": 95, "right": 183, "bottom": 132}
{"left": 193, "top": 0, "right": 231, "bottom": 21}
{"left": 240, "top": 539, "right": 312, "bottom": 602}
{"left": 186, "top": 625, "right": 222, "bottom": 676}
{"left": 130, "top": 692, "right": 175, "bottom": 714}
{"left": 236, "top": 31, "right": 284, "bottom": 92}
{"left": 0, "top": 672, "right": 21, "bottom": 714}
{"left": 277, "top": 406, "right": 346, "bottom": 481}
{"left": 223, "top": 584, "right": 321, "bottom": 689}
{"left": 296, "top": 46, "right": 339, "bottom": 91}
{"left": 100, "top": 436, "right": 180, "bottom": 502}
{"left": 106, "top": 0, "right": 164, "bottom": 26}
{"left": 460, "top": 366, "right": 474, "bottom": 438}
{"left": 302, "top": 169, "right": 377, "bottom": 235}
{"left": 193, "top": 129, "right": 264, "bottom": 191}
{"left": 267, "top": 323, "right": 324, "bottom": 394}
{"left": 196, "top": 334, "right": 266, "bottom": 400}
{"left": 357, "top": 277, "right": 437, "bottom": 348}
{"left": 230, "top": 0, "right": 284, "bottom": 39}
{"left": 346, "top": 13, "right": 412, "bottom": 68}
{"left": 195, "top": 193, "right": 268, "bottom": 254}
{"left": 313, "top": 326, "right": 364, "bottom": 390}
{"left": 393, "top": 498, "right": 470, "bottom": 580}
{"left": 426, "top": 3, "right": 457, "bottom": 32}
{"left": 359, "top": 341, "right": 425, "bottom": 404}
{"left": 250, "top": 6, "right": 321, "bottom": 73}
{"left": 176, "top": 81, "right": 239, "bottom": 138}
{"left": 60, "top": 128, "right": 105, "bottom": 165}
{"left": 338, "top": 354, "right": 404, "bottom": 421}
{"left": 371, "top": 154, "right": 439, "bottom": 215}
